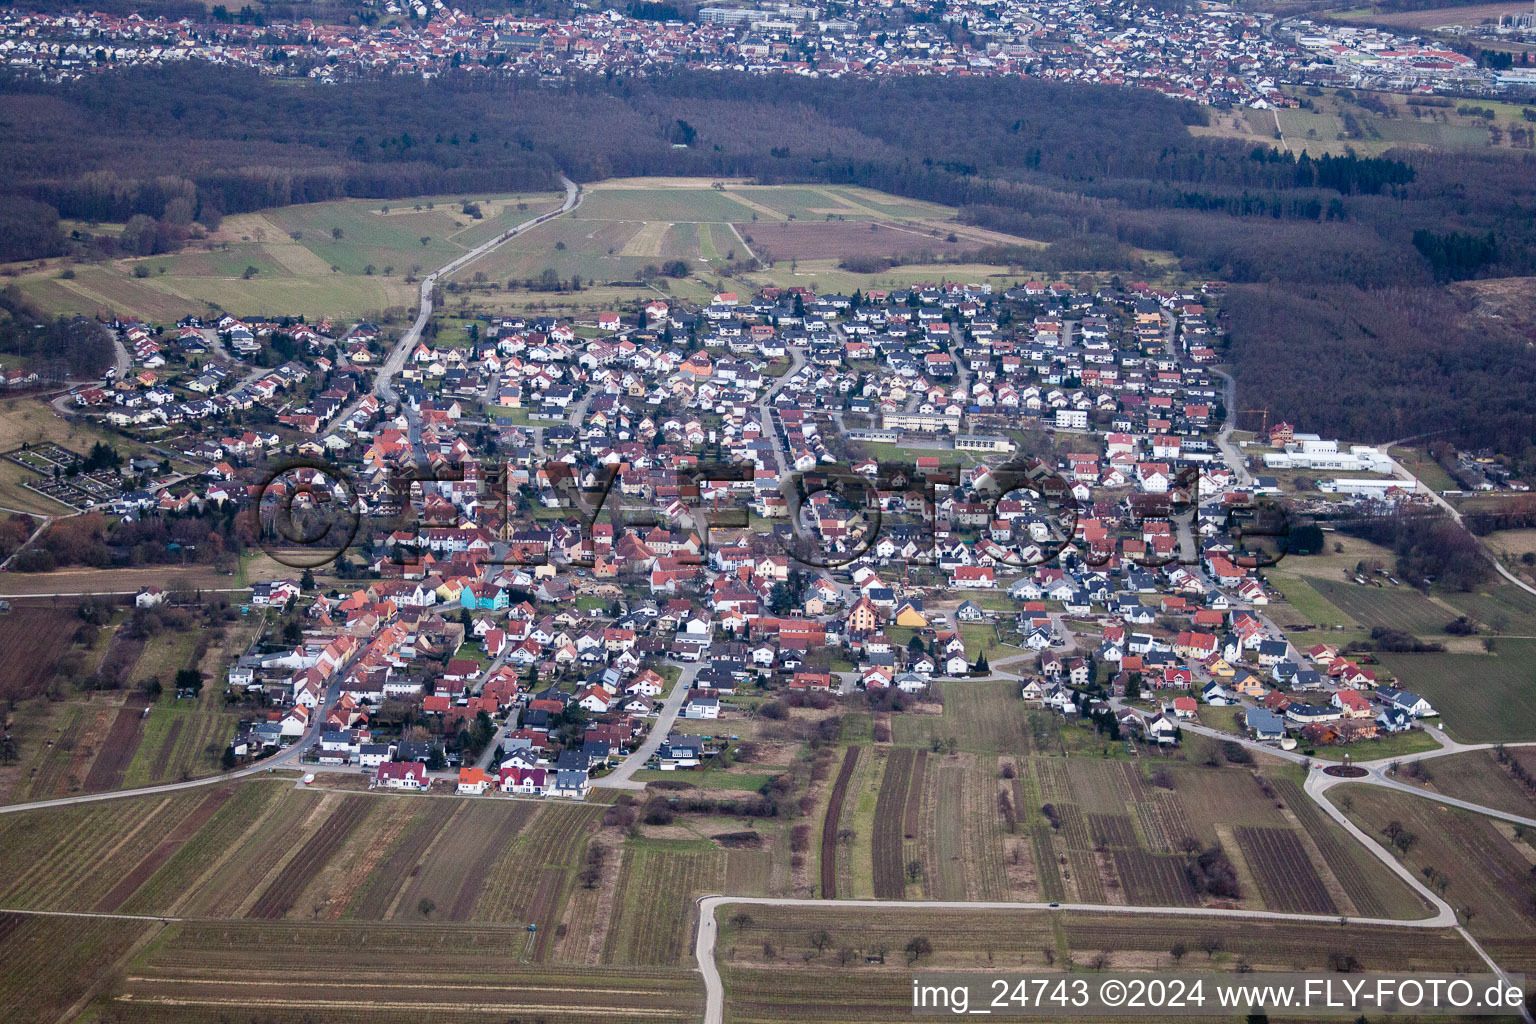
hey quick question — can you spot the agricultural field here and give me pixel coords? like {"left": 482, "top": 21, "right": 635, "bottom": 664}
{"left": 1265, "top": 573, "right": 1361, "bottom": 630}
{"left": 14, "top": 258, "right": 418, "bottom": 324}
{"left": 1198, "top": 86, "right": 1536, "bottom": 158}
{"left": 820, "top": 746, "right": 861, "bottom": 899}
{"left": 450, "top": 180, "right": 983, "bottom": 288}
{"left": 121, "top": 621, "right": 259, "bottom": 788}
{"left": 1332, "top": 783, "right": 1536, "bottom": 971}
{"left": 1304, "top": 577, "right": 1454, "bottom": 634}
{"left": 474, "top": 800, "right": 607, "bottom": 955}
{"left": 1387, "top": 746, "right": 1536, "bottom": 820}
{"left": 871, "top": 747, "right": 918, "bottom": 898}
{"left": 10, "top": 189, "right": 565, "bottom": 322}
{"left": 891, "top": 680, "right": 1037, "bottom": 754}
{"left": 0, "top": 598, "right": 85, "bottom": 700}
{"left": 1378, "top": 639, "right": 1536, "bottom": 742}
{"left": 0, "top": 911, "right": 156, "bottom": 1024}
{"left": 604, "top": 839, "right": 727, "bottom": 966}
{"left": 0, "top": 784, "right": 240, "bottom": 912}
{"left": 1331, "top": 1, "right": 1536, "bottom": 29}
{"left": 1440, "top": 582, "right": 1536, "bottom": 634}
{"left": 0, "top": 602, "right": 261, "bottom": 801}
{"left": 715, "top": 904, "right": 1477, "bottom": 1022}
{"left": 914, "top": 752, "right": 1020, "bottom": 901}
{"left": 95, "top": 919, "right": 703, "bottom": 1024}
{"left": 841, "top": 729, "right": 1424, "bottom": 919}
{"left": 0, "top": 555, "right": 290, "bottom": 596}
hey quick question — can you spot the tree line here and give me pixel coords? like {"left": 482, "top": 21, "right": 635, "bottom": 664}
{"left": 3, "top": 66, "right": 1536, "bottom": 453}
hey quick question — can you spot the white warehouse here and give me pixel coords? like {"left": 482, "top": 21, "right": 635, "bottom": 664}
{"left": 1263, "top": 437, "right": 1392, "bottom": 473}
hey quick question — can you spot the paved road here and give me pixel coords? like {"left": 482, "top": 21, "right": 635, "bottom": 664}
{"left": 471, "top": 633, "right": 522, "bottom": 772}
{"left": 1210, "top": 367, "right": 1252, "bottom": 487}
{"left": 594, "top": 661, "right": 701, "bottom": 789}
{"left": 326, "top": 176, "right": 581, "bottom": 440}
{"left": 1380, "top": 447, "right": 1536, "bottom": 599}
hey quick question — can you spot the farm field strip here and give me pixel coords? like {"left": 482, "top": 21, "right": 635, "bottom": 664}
{"left": 474, "top": 802, "right": 604, "bottom": 931}
{"left": 923, "top": 760, "right": 968, "bottom": 901}
{"left": 345, "top": 800, "right": 458, "bottom": 919}
{"left": 0, "top": 790, "right": 209, "bottom": 911}
{"left": 1031, "top": 826, "right": 1065, "bottom": 901}
{"left": 820, "top": 746, "right": 860, "bottom": 900}
{"left": 1112, "top": 849, "right": 1197, "bottom": 906}
{"left": 118, "top": 920, "right": 703, "bottom": 1021}
{"left": 1235, "top": 826, "right": 1338, "bottom": 915}
{"left": 1154, "top": 791, "right": 1196, "bottom": 850}
{"left": 1307, "top": 578, "right": 1450, "bottom": 634}
{"left": 1068, "top": 848, "right": 1105, "bottom": 903}
{"left": 394, "top": 801, "right": 535, "bottom": 923}
{"left": 1269, "top": 777, "right": 1397, "bottom": 918}
{"left": 93, "top": 786, "right": 234, "bottom": 912}
{"left": 246, "top": 796, "right": 372, "bottom": 919}
{"left": 871, "top": 747, "right": 913, "bottom": 898}
{"left": 1060, "top": 913, "right": 1473, "bottom": 972}
{"left": 79, "top": 696, "right": 149, "bottom": 793}
{"left": 119, "top": 781, "right": 288, "bottom": 916}
{"left": 604, "top": 844, "right": 725, "bottom": 966}
{"left": 960, "top": 757, "right": 1013, "bottom": 900}
{"left": 902, "top": 750, "right": 926, "bottom": 836}
{"left": 1087, "top": 812, "right": 1138, "bottom": 849}
{"left": 8, "top": 704, "right": 84, "bottom": 803}
{"left": 1134, "top": 800, "right": 1173, "bottom": 854}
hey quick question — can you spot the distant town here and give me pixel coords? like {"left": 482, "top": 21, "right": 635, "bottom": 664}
{"left": 3, "top": 0, "right": 1533, "bottom": 98}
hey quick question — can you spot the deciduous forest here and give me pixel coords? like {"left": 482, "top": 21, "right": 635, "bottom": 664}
{"left": 1, "top": 67, "right": 1534, "bottom": 449}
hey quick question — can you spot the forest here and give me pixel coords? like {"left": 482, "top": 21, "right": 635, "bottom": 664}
{"left": 0, "top": 286, "right": 116, "bottom": 381}
{"left": 0, "top": 67, "right": 1534, "bottom": 449}
{"left": 1223, "top": 284, "right": 1536, "bottom": 455}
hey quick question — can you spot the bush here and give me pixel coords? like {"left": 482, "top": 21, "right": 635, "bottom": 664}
{"left": 1185, "top": 844, "right": 1241, "bottom": 900}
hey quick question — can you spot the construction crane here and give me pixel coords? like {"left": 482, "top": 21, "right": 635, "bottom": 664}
{"left": 1242, "top": 408, "right": 1269, "bottom": 436}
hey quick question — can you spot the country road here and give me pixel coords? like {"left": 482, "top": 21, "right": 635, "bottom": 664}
{"left": 326, "top": 174, "right": 582, "bottom": 437}
{"left": 378, "top": 174, "right": 581, "bottom": 406}
{"left": 1380, "top": 445, "right": 1536, "bottom": 600}
{"left": 1210, "top": 367, "right": 1252, "bottom": 487}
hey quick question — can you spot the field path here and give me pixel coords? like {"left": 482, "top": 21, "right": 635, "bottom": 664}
{"left": 619, "top": 220, "right": 671, "bottom": 258}
{"left": 721, "top": 189, "right": 787, "bottom": 222}
{"left": 725, "top": 224, "right": 757, "bottom": 263}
